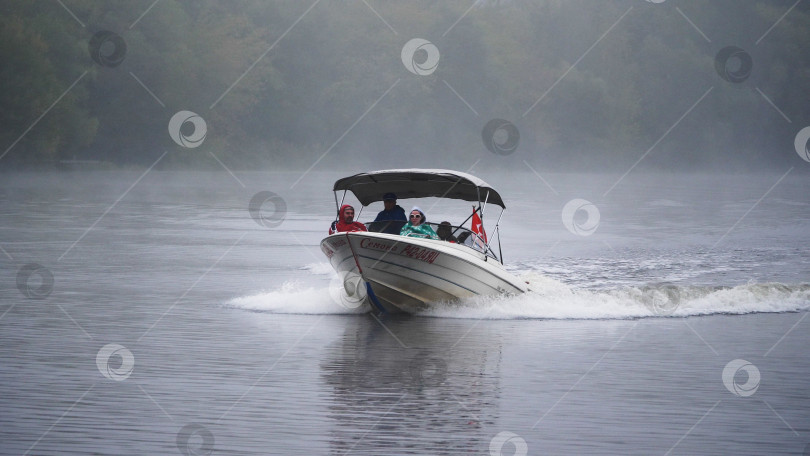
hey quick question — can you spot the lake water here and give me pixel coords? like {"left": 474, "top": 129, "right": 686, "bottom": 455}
{"left": 1, "top": 169, "right": 809, "bottom": 455}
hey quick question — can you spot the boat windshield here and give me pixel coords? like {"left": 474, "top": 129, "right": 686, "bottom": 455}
{"left": 365, "top": 220, "right": 407, "bottom": 235}
{"left": 365, "top": 221, "right": 498, "bottom": 261}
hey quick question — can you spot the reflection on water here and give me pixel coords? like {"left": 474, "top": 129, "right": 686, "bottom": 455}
{"left": 321, "top": 315, "right": 502, "bottom": 455}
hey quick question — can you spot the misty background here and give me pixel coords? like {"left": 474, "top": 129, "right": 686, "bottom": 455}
{"left": 3, "top": 3, "right": 810, "bottom": 455}
{"left": 2, "top": 0, "right": 809, "bottom": 172}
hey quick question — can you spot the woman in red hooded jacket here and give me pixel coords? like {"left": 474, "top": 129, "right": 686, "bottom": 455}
{"left": 328, "top": 204, "right": 368, "bottom": 234}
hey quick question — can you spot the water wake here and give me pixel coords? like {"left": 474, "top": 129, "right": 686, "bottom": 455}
{"left": 227, "top": 270, "right": 810, "bottom": 319}
{"left": 226, "top": 281, "right": 370, "bottom": 315}
{"left": 420, "top": 273, "right": 810, "bottom": 319}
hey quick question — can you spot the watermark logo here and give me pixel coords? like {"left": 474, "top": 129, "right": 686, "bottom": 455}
{"left": 714, "top": 46, "right": 753, "bottom": 84}
{"left": 408, "top": 354, "right": 447, "bottom": 387}
{"left": 16, "top": 263, "right": 54, "bottom": 299}
{"left": 168, "top": 111, "right": 207, "bottom": 148}
{"left": 328, "top": 272, "right": 367, "bottom": 309}
{"left": 401, "top": 38, "right": 440, "bottom": 76}
{"left": 482, "top": 119, "right": 520, "bottom": 156}
{"left": 248, "top": 191, "right": 287, "bottom": 228}
{"left": 489, "top": 431, "right": 528, "bottom": 456}
{"left": 176, "top": 423, "right": 215, "bottom": 456}
{"left": 722, "top": 359, "right": 760, "bottom": 397}
{"left": 643, "top": 286, "right": 679, "bottom": 316}
{"left": 794, "top": 127, "right": 810, "bottom": 162}
{"left": 88, "top": 31, "right": 127, "bottom": 67}
{"left": 96, "top": 343, "right": 134, "bottom": 381}
{"left": 649, "top": 296, "right": 678, "bottom": 315}
{"left": 561, "top": 199, "right": 600, "bottom": 236}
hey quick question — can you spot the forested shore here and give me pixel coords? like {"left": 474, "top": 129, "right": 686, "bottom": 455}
{"left": 1, "top": 0, "right": 808, "bottom": 170}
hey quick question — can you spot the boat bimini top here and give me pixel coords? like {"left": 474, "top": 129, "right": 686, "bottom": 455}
{"left": 333, "top": 168, "right": 506, "bottom": 208}
{"left": 331, "top": 169, "right": 508, "bottom": 263}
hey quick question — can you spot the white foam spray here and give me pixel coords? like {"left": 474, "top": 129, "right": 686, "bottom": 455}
{"left": 227, "top": 272, "right": 810, "bottom": 319}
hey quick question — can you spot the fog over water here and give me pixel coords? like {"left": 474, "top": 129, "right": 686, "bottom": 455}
{"left": 2, "top": 1, "right": 810, "bottom": 455}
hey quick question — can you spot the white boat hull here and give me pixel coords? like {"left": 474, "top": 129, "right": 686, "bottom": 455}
{"left": 321, "top": 232, "right": 527, "bottom": 313}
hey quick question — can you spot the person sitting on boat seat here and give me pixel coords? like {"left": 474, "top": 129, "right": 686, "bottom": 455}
{"left": 400, "top": 207, "right": 439, "bottom": 239}
{"left": 329, "top": 204, "right": 367, "bottom": 234}
{"left": 373, "top": 192, "right": 407, "bottom": 234}
{"left": 436, "top": 221, "right": 458, "bottom": 243}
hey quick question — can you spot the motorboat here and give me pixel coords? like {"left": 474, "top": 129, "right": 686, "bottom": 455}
{"left": 320, "top": 169, "right": 528, "bottom": 313}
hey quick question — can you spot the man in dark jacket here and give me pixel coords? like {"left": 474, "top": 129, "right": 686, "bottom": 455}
{"left": 373, "top": 193, "right": 407, "bottom": 234}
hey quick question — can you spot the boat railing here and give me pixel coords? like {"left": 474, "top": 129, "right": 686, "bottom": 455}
{"left": 365, "top": 220, "right": 498, "bottom": 261}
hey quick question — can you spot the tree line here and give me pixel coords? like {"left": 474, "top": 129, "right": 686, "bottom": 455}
{"left": 1, "top": 0, "right": 808, "bottom": 171}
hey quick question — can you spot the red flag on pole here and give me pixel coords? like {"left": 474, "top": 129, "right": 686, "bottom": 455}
{"left": 471, "top": 206, "right": 487, "bottom": 245}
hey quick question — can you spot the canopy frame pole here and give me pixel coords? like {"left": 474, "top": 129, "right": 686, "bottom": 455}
{"left": 451, "top": 209, "right": 476, "bottom": 237}
{"left": 497, "top": 224, "right": 504, "bottom": 264}
{"left": 485, "top": 207, "right": 504, "bottom": 264}
{"left": 334, "top": 190, "right": 347, "bottom": 223}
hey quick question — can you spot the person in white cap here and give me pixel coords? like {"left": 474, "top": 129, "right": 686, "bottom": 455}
{"left": 399, "top": 206, "right": 438, "bottom": 239}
